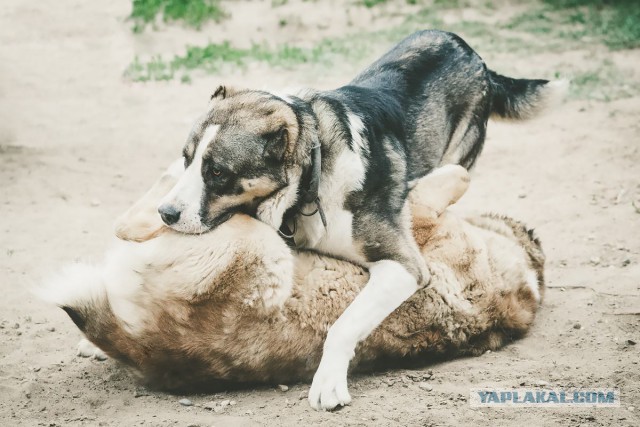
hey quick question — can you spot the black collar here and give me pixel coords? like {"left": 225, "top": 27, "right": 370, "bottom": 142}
{"left": 299, "top": 141, "right": 322, "bottom": 207}
{"left": 279, "top": 142, "right": 326, "bottom": 245}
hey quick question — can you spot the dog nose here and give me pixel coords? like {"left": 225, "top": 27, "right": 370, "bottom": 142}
{"left": 158, "top": 204, "right": 181, "bottom": 225}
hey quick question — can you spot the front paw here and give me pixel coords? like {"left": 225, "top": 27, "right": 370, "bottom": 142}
{"left": 308, "top": 350, "right": 352, "bottom": 411}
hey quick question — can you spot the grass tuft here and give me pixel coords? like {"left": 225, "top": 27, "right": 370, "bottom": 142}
{"left": 507, "top": 0, "right": 640, "bottom": 49}
{"left": 124, "top": 36, "right": 383, "bottom": 82}
{"left": 130, "top": 0, "right": 227, "bottom": 32}
{"left": 362, "top": 0, "right": 388, "bottom": 7}
{"left": 125, "top": 0, "right": 640, "bottom": 101}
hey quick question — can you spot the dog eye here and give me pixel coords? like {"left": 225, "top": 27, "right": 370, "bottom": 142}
{"left": 203, "top": 163, "right": 229, "bottom": 183}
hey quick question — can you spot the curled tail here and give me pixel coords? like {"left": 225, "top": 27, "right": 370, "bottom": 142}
{"left": 489, "top": 70, "right": 568, "bottom": 120}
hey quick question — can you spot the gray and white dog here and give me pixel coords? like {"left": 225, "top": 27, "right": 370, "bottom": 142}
{"left": 157, "top": 30, "right": 565, "bottom": 410}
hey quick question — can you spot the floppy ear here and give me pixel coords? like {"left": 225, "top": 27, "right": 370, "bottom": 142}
{"left": 114, "top": 158, "right": 184, "bottom": 242}
{"left": 408, "top": 164, "right": 470, "bottom": 220}
{"left": 263, "top": 126, "right": 289, "bottom": 163}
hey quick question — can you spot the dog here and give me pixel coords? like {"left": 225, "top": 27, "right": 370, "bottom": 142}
{"left": 154, "top": 30, "right": 564, "bottom": 409}
{"left": 41, "top": 163, "right": 544, "bottom": 392}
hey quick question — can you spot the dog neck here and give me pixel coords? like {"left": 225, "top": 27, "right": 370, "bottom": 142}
{"left": 298, "top": 141, "right": 322, "bottom": 207}
{"left": 278, "top": 128, "right": 326, "bottom": 244}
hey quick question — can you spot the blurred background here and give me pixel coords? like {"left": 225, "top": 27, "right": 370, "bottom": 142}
{"left": 1, "top": 1, "right": 638, "bottom": 425}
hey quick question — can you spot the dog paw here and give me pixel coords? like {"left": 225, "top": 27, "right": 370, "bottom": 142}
{"left": 77, "top": 338, "right": 108, "bottom": 361}
{"left": 308, "top": 351, "right": 352, "bottom": 411}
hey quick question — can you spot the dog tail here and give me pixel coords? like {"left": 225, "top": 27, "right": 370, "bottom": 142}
{"left": 35, "top": 263, "right": 142, "bottom": 368}
{"left": 488, "top": 70, "right": 568, "bottom": 120}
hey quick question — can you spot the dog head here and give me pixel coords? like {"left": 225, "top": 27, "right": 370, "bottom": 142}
{"left": 158, "top": 86, "right": 307, "bottom": 234}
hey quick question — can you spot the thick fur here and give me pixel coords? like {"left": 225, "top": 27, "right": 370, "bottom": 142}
{"left": 140, "top": 30, "right": 563, "bottom": 409}
{"left": 41, "top": 165, "right": 545, "bottom": 391}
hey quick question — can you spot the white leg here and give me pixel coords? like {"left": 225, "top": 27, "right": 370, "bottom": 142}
{"left": 308, "top": 260, "right": 419, "bottom": 410}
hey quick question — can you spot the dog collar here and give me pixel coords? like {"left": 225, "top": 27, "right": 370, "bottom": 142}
{"left": 298, "top": 141, "right": 326, "bottom": 224}
{"left": 278, "top": 141, "right": 327, "bottom": 245}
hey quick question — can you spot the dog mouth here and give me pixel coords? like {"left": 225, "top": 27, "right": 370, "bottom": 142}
{"left": 202, "top": 209, "right": 236, "bottom": 230}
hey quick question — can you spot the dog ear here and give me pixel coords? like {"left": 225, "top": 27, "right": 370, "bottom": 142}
{"left": 211, "top": 85, "right": 227, "bottom": 100}
{"left": 210, "top": 85, "right": 240, "bottom": 101}
{"left": 263, "top": 126, "right": 289, "bottom": 163}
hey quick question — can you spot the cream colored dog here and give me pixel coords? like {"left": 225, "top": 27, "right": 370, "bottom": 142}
{"left": 41, "top": 162, "right": 544, "bottom": 394}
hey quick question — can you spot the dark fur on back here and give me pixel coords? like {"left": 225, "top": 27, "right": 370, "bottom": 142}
{"left": 311, "top": 30, "right": 551, "bottom": 178}
{"left": 274, "top": 30, "right": 556, "bottom": 269}
{"left": 343, "top": 30, "right": 492, "bottom": 173}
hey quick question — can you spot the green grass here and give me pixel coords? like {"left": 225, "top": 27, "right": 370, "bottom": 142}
{"left": 130, "top": 0, "right": 227, "bottom": 32}
{"left": 125, "top": 0, "right": 640, "bottom": 103}
{"left": 122, "top": 4, "right": 539, "bottom": 83}
{"left": 124, "top": 8, "right": 443, "bottom": 82}
{"left": 125, "top": 38, "right": 376, "bottom": 82}
{"left": 566, "top": 60, "right": 640, "bottom": 101}
{"left": 362, "top": 0, "right": 387, "bottom": 7}
{"left": 507, "top": 0, "right": 640, "bottom": 49}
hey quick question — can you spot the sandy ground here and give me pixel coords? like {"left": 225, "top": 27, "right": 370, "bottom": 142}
{"left": 1, "top": 0, "right": 639, "bottom": 426}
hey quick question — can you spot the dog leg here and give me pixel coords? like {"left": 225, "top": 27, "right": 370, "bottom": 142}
{"left": 408, "top": 164, "right": 470, "bottom": 219}
{"left": 308, "top": 258, "right": 424, "bottom": 410}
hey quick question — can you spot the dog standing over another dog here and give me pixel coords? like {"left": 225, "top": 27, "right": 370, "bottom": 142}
{"left": 41, "top": 164, "right": 545, "bottom": 393}
{"left": 145, "top": 30, "right": 565, "bottom": 409}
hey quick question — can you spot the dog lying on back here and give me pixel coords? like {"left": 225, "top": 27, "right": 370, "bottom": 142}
{"left": 41, "top": 163, "right": 544, "bottom": 391}
{"left": 157, "top": 30, "right": 563, "bottom": 409}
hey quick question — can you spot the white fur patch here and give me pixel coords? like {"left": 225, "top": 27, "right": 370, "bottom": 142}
{"left": 525, "top": 269, "right": 541, "bottom": 303}
{"left": 346, "top": 112, "right": 369, "bottom": 162}
{"left": 296, "top": 143, "right": 367, "bottom": 258}
{"left": 35, "top": 262, "right": 105, "bottom": 308}
{"left": 100, "top": 239, "right": 150, "bottom": 330}
{"left": 160, "top": 125, "right": 219, "bottom": 234}
{"left": 35, "top": 241, "right": 151, "bottom": 335}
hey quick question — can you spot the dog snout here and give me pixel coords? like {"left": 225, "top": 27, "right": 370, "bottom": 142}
{"left": 158, "top": 203, "right": 181, "bottom": 226}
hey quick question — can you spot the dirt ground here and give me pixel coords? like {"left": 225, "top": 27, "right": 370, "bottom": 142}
{"left": 1, "top": 0, "right": 639, "bottom": 426}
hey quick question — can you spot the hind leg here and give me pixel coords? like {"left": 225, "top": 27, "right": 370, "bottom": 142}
{"left": 441, "top": 114, "right": 487, "bottom": 169}
{"left": 408, "top": 164, "right": 470, "bottom": 218}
